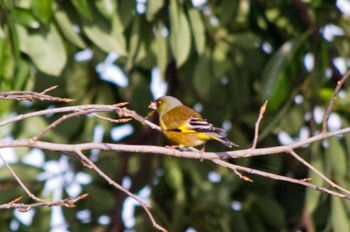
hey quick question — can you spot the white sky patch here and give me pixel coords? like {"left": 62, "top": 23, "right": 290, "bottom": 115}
{"left": 74, "top": 49, "right": 93, "bottom": 62}
{"left": 98, "top": 215, "right": 111, "bottom": 225}
{"left": 0, "top": 136, "right": 17, "bottom": 165}
{"left": 208, "top": 171, "right": 221, "bottom": 183}
{"left": 37, "top": 156, "right": 70, "bottom": 195}
{"left": 111, "top": 124, "right": 134, "bottom": 141}
{"left": 222, "top": 120, "right": 232, "bottom": 131}
{"left": 122, "top": 176, "right": 132, "bottom": 189}
{"left": 192, "top": 0, "right": 207, "bottom": 8}
{"left": 304, "top": 53, "right": 314, "bottom": 72}
{"left": 123, "top": 186, "right": 151, "bottom": 228}
{"left": 185, "top": 228, "right": 198, "bottom": 232}
{"left": 339, "top": 89, "right": 346, "bottom": 98}
{"left": 10, "top": 219, "right": 19, "bottom": 231}
{"left": 209, "top": 16, "right": 219, "bottom": 26}
{"left": 313, "top": 107, "right": 324, "bottom": 124}
{"left": 231, "top": 200, "right": 242, "bottom": 211}
{"left": 325, "top": 67, "right": 333, "bottom": 79}
{"left": 150, "top": 68, "right": 168, "bottom": 99}
{"left": 328, "top": 113, "right": 341, "bottom": 131}
{"left": 322, "top": 24, "right": 344, "bottom": 41}
{"left": 136, "top": 0, "right": 146, "bottom": 14}
{"left": 50, "top": 206, "right": 68, "bottom": 231}
{"left": 0, "top": 147, "right": 17, "bottom": 165}
{"left": 14, "top": 209, "right": 35, "bottom": 226}
{"left": 262, "top": 41, "right": 273, "bottom": 54}
{"left": 299, "top": 127, "right": 310, "bottom": 141}
{"left": 96, "top": 53, "right": 128, "bottom": 87}
{"left": 220, "top": 75, "right": 229, "bottom": 85}
{"left": 75, "top": 171, "right": 92, "bottom": 185}
{"left": 193, "top": 103, "right": 203, "bottom": 112}
{"left": 77, "top": 210, "right": 91, "bottom": 223}
{"left": 334, "top": 57, "right": 348, "bottom": 75}
{"left": 337, "top": 0, "right": 350, "bottom": 15}
{"left": 278, "top": 131, "right": 294, "bottom": 145}
{"left": 294, "top": 94, "right": 303, "bottom": 104}
{"left": 66, "top": 181, "right": 82, "bottom": 198}
{"left": 22, "top": 148, "right": 45, "bottom": 168}
{"left": 161, "top": 26, "right": 169, "bottom": 37}
{"left": 90, "top": 124, "right": 104, "bottom": 161}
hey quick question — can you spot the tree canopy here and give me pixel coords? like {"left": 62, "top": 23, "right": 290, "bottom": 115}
{"left": 1, "top": 0, "right": 350, "bottom": 231}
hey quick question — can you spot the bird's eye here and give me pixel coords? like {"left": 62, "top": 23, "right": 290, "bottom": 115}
{"left": 156, "top": 100, "right": 162, "bottom": 106}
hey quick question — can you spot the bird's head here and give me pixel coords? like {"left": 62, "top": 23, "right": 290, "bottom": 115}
{"left": 148, "top": 96, "right": 183, "bottom": 115}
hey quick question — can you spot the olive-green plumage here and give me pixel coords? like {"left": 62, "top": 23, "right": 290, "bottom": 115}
{"left": 149, "top": 96, "right": 238, "bottom": 148}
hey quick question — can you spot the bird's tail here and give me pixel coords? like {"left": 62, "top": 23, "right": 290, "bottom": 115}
{"left": 213, "top": 136, "right": 239, "bottom": 148}
{"left": 189, "top": 116, "right": 238, "bottom": 148}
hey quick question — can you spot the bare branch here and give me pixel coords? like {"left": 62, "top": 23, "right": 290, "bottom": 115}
{"left": 289, "top": 150, "right": 350, "bottom": 195}
{"left": 0, "top": 152, "right": 89, "bottom": 210}
{"left": 0, "top": 153, "right": 46, "bottom": 203}
{"left": 212, "top": 159, "right": 350, "bottom": 199}
{"left": 2, "top": 125, "right": 350, "bottom": 160}
{"left": 0, "top": 194, "right": 89, "bottom": 211}
{"left": 0, "top": 86, "right": 73, "bottom": 102}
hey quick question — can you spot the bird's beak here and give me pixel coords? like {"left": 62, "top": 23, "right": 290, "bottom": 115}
{"left": 148, "top": 101, "right": 157, "bottom": 110}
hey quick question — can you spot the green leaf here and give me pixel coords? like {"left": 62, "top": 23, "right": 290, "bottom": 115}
{"left": 255, "top": 195, "right": 286, "bottom": 229}
{"left": 169, "top": 0, "right": 191, "bottom": 67}
{"left": 259, "top": 32, "right": 309, "bottom": 110}
{"left": 11, "top": 7, "right": 40, "bottom": 28}
{"left": 164, "top": 159, "right": 183, "bottom": 191}
{"left": 0, "top": 164, "right": 42, "bottom": 182}
{"left": 54, "top": 6, "right": 86, "bottom": 48}
{"left": 331, "top": 197, "right": 350, "bottom": 232}
{"left": 327, "top": 137, "right": 347, "bottom": 179}
{"left": 71, "top": 0, "right": 94, "bottom": 20}
{"left": 146, "top": 0, "right": 164, "bottom": 21}
{"left": 260, "top": 39, "right": 297, "bottom": 109}
{"left": 31, "top": 204, "right": 51, "bottom": 232}
{"left": 305, "top": 144, "right": 323, "bottom": 213}
{"left": 126, "top": 16, "right": 140, "bottom": 70}
{"left": 193, "top": 50, "right": 211, "bottom": 97}
{"left": 16, "top": 24, "right": 67, "bottom": 76}
{"left": 13, "top": 59, "right": 31, "bottom": 89}
{"left": 188, "top": 8, "right": 205, "bottom": 55}
{"left": 118, "top": 0, "right": 135, "bottom": 30}
{"left": 31, "top": 0, "right": 53, "bottom": 25}
{"left": 95, "top": 0, "right": 117, "bottom": 19}
{"left": 153, "top": 22, "right": 168, "bottom": 78}
{"left": 212, "top": 41, "right": 230, "bottom": 77}
{"left": 82, "top": 15, "right": 127, "bottom": 56}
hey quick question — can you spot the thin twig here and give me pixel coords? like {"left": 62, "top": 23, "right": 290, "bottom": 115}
{"left": 0, "top": 105, "right": 120, "bottom": 128}
{"left": 0, "top": 153, "right": 46, "bottom": 203}
{"left": 0, "top": 194, "right": 89, "bottom": 211}
{"left": 31, "top": 109, "right": 105, "bottom": 141}
{"left": 289, "top": 150, "right": 350, "bottom": 195}
{"left": 74, "top": 151, "right": 167, "bottom": 232}
{"left": 0, "top": 86, "right": 73, "bottom": 102}
{"left": 212, "top": 159, "right": 350, "bottom": 199}
{"left": 252, "top": 100, "right": 268, "bottom": 148}
{"left": 322, "top": 70, "right": 350, "bottom": 132}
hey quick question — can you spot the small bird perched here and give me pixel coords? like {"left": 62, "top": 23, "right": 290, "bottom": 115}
{"left": 148, "top": 96, "right": 238, "bottom": 148}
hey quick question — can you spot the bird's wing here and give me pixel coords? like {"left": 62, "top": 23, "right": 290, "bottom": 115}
{"left": 186, "top": 117, "right": 226, "bottom": 136}
{"left": 162, "top": 106, "right": 226, "bottom": 135}
{"left": 161, "top": 106, "right": 202, "bottom": 131}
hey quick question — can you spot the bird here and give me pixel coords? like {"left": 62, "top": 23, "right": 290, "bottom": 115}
{"left": 148, "top": 96, "right": 238, "bottom": 149}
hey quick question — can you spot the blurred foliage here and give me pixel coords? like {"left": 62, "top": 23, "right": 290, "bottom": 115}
{"left": 0, "top": 0, "right": 350, "bottom": 231}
